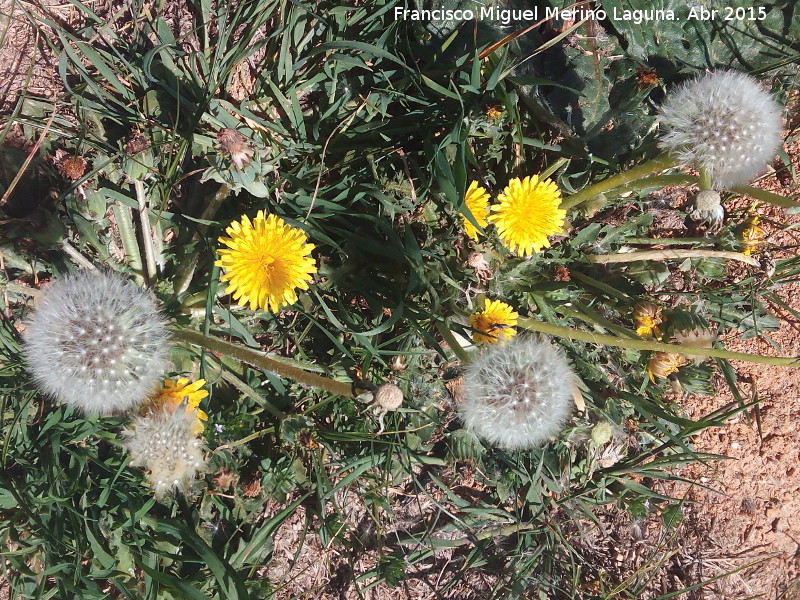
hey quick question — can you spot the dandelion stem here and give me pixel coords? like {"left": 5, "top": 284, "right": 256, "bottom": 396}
{"left": 561, "top": 154, "right": 677, "bottom": 210}
{"left": 435, "top": 320, "right": 472, "bottom": 362}
{"left": 585, "top": 249, "right": 759, "bottom": 267}
{"left": 61, "top": 241, "right": 96, "bottom": 271}
{"left": 699, "top": 168, "right": 712, "bottom": 191}
{"left": 616, "top": 173, "right": 696, "bottom": 191}
{"left": 731, "top": 184, "right": 800, "bottom": 209}
{"left": 134, "top": 180, "right": 158, "bottom": 283}
{"left": 171, "top": 329, "right": 354, "bottom": 398}
{"left": 112, "top": 202, "right": 145, "bottom": 285}
{"left": 517, "top": 318, "right": 800, "bottom": 367}
{"left": 4, "top": 283, "right": 42, "bottom": 298}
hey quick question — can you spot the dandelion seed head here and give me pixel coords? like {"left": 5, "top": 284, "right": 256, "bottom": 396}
{"left": 23, "top": 271, "right": 171, "bottom": 414}
{"left": 460, "top": 336, "right": 575, "bottom": 450}
{"left": 658, "top": 71, "right": 783, "bottom": 189}
{"left": 122, "top": 403, "right": 206, "bottom": 498}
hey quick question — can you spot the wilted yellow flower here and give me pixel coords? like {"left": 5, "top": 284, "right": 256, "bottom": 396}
{"left": 461, "top": 181, "right": 490, "bottom": 240}
{"left": 489, "top": 176, "right": 566, "bottom": 257}
{"left": 633, "top": 301, "right": 663, "bottom": 339}
{"left": 216, "top": 211, "right": 317, "bottom": 312}
{"left": 741, "top": 214, "right": 765, "bottom": 256}
{"left": 647, "top": 352, "right": 685, "bottom": 383}
{"left": 142, "top": 378, "right": 209, "bottom": 435}
{"left": 485, "top": 105, "right": 503, "bottom": 121}
{"left": 469, "top": 299, "right": 519, "bottom": 344}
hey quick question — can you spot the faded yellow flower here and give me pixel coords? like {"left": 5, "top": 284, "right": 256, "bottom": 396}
{"left": 647, "top": 352, "right": 685, "bottom": 383}
{"left": 489, "top": 176, "right": 566, "bottom": 257}
{"left": 741, "top": 214, "right": 765, "bottom": 256}
{"left": 461, "top": 181, "right": 490, "bottom": 240}
{"left": 469, "top": 299, "right": 519, "bottom": 345}
{"left": 216, "top": 210, "right": 317, "bottom": 312}
{"left": 633, "top": 301, "right": 663, "bottom": 339}
{"left": 142, "top": 378, "right": 209, "bottom": 435}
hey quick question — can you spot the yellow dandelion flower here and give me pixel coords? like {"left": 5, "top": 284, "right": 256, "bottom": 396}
{"left": 741, "top": 215, "right": 764, "bottom": 256}
{"left": 469, "top": 299, "right": 519, "bottom": 345}
{"left": 485, "top": 105, "right": 503, "bottom": 121}
{"left": 461, "top": 181, "right": 490, "bottom": 240}
{"left": 632, "top": 301, "right": 663, "bottom": 339}
{"left": 647, "top": 352, "right": 685, "bottom": 383}
{"left": 142, "top": 378, "right": 209, "bottom": 435}
{"left": 216, "top": 210, "right": 317, "bottom": 312}
{"left": 488, "top": 176, "right": 566, "bottom": 257}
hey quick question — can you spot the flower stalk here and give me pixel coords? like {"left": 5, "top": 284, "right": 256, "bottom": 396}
{"left": 561, "top": 154, "right": 676, "bottom": 211}
{"left": 517, "top": 318, "right": 800, "bottom": 367}
{"left": 171, "top": 329, "right": 354, "bottom": 398}
{"left": 585, "top": 249, "right": 759, "bottom": 267}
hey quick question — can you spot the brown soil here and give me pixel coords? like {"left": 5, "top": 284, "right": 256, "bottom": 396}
{"left": 661, "top": 153, "right": 800, "bottom": 598}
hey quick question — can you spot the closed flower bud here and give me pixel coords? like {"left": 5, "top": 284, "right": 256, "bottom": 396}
{"left": 374, "top": 383, "right": 403, "bottom": 410}
{"left": 23, "top": 271, "right": 171, "bottom": 415}
{"left": 460, "top": 336, "right": 575, "bottom": 450}
{"left": 590, "top": 421, "right": 613, "bottom": 446}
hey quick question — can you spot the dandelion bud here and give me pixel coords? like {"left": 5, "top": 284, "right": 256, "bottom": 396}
{"left": 632, "top": 301, "right": 663, "bottom": 340}
{"left": 460, "top": 336, "right": 576, "bottom": 450}
{"left": 658, "top": 70, "right": 783, "bottom": 189}
{"left": 122, "top": 402, "right": 206, "bottom": 498}
{"left": 590, "top": 421, "right": 613, "bottom": 446}
{"left": 740, "top": 214, "right": 765, "bottom": 256}
{"left": 22, "top": 271, "right": 171, "bottom": 415}
{"left": 374, "top": 383, "right": 403, "bottom": 410}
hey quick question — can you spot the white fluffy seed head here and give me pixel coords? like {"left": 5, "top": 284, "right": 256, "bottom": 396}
{"left": 122, "top": 404, "right": 206, "bottom": 498}
{"left": 22, "top": 270, "right": 171, "bottom": 415}
{"left": 460, "top": 336, "right": 575, "bottom": 450}
{"left": 658, "top": 70, "right": 783, "bottom": 189}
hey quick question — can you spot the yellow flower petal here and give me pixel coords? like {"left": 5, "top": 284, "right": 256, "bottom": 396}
{"left": 142, "top": 378, "right": 210, "bottom": 434}
{"left": 461, "top": 181, "right": 490, "bottom": 241}
{"left": 488, "top": 176, "right": 566, "bottom": 257}
{"left": 469, "top": 299, "right": 519, "bottom": 345}
{"left": 216, "top": 210, "right": 317, "bottom": 312}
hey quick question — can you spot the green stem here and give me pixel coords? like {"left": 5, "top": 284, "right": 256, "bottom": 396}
{"left": 586, "top": 249, "right": 759, "bottom": 267}
{"left": 134, "top": 180, "right": 157, "bottom": 283}
{"left": 626, "top": 237, "right": 719, "bottom": 246}
{"left": 517, "top": 318, "right": 800, "bottom": 367}
{"left": 731, "top": 185, "right": 800, "bottom": 209}
{"left": 561, "top": 154, "right": 677, "bottom": 211}
{"left": 171, "top": 329, "right": 354, "bottom": 398}
{"left": 172, "top": 183, "right": 232, "bottom": 299}
{"left": 112, "top": 202, "right": 144, "bottom": 285}
{"left": 616, "top": 173, "right": 696, "bottom": 192}
{"left": 435, "top": 320, "right": 472, "bottom": 363}
{"left": 699, "top": 168, "right": 712, "bottom": 191}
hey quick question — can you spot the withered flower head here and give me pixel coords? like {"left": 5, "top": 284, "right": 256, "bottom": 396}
{"left": 57, "top": 154, "right": 88, "bottom": 181}
{"left": 125, "top": 129, "right": 149, "bottom": 156}
{"left": 216, "top": 128, "right": 254, "bottom": 169}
